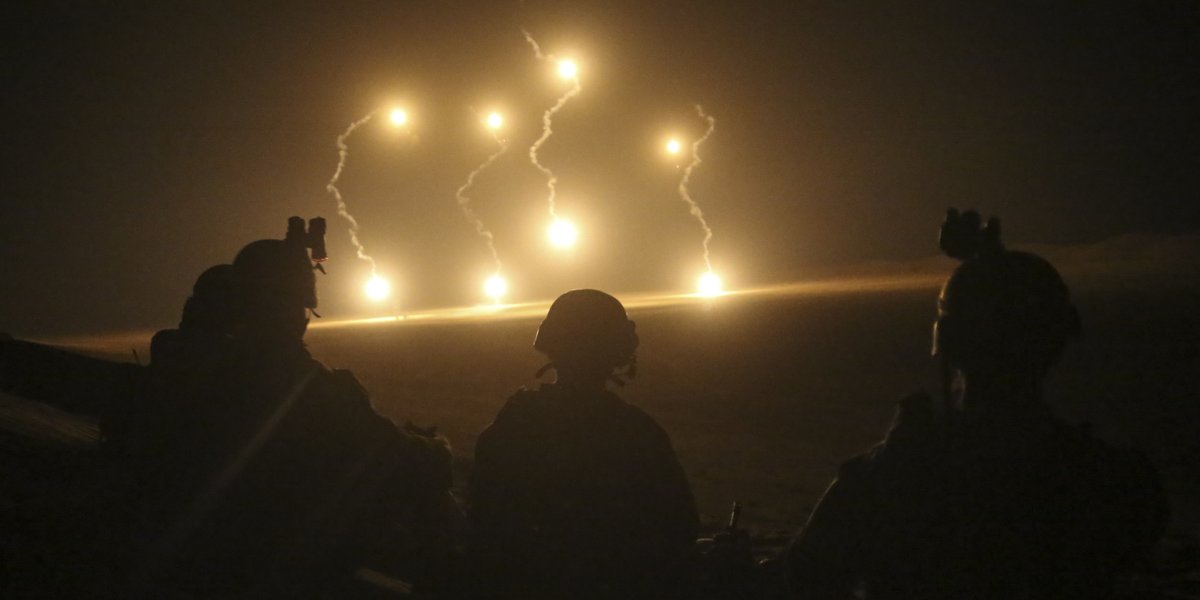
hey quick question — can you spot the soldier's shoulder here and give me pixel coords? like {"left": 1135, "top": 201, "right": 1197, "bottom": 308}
{"left": 1052, "top": 419, "right": 1162, "bottom": 486}
{"left": 491, "top": 386, "right": 545, "bottom": 422}
{"left": 303, "top": 366, "right": 377, "bottom": 414}
{"left": 149, "top": 328, "right": 183, "bottom": 357}
{"left": 836, "top": 447, "right": 883, "bottom": 481}
{"left": 323, "top": 367, "right": 368, "bottom": 396}
{"left": 506, "top": 385, "right": 542, "bottom": 404}
{"left": 612, "top": 397, "right": 669, "bottom": 434}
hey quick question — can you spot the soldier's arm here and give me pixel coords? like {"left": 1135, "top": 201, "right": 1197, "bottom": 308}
{"left": 0, "top": 339, "right": 141, "bottom": 418}
{"left": 785, "top": 458, "right": 872, "bottom": 599}
{"left": 642, "top": 418, "right": 701, "bottom": 549}
{"left": 466, "top": 393, "right": 539, "bottom": 582}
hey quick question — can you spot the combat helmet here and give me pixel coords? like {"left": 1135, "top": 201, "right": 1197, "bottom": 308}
{"left": 933, "top": 209, "right": 1081, "bottom": 375}
{"left": 533, "top": 289, "right": 639, "bottom": 381}
{"left": 178, "top": 263, "right": 239, "bottom": 334}
{"left": 231, "top": 217, "right": 327, "bottom": 336}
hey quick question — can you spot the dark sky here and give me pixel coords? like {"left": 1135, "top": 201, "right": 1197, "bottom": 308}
{"left": 2, "top": 1, "right": 1196, "bottom": 335}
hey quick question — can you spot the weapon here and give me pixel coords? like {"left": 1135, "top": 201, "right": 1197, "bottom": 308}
{"left": 694, "top": 501, "right": 760, "bottom": 599}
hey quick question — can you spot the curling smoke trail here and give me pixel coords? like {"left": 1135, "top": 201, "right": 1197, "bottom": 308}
{"left": 455, "top": 127, "right": 509, "bottom": 274}
{"left": 679, "top": 105, "right": 717, "bottom": 271}
{"left": 523, "top": 30, "right": 581, "bottom": 217}
{"left": 326, "top": 112, "right": 378, "bottom": 275}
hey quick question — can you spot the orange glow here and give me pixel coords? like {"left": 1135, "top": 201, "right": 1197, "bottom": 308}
{"left": 484, "top": 274, "right": 508, "bottom": 301}
{"left": 557, "top": 59, "right": 578, "bottom": 80}
{"left": 697, "top": 271, "right": 724, "bottom": 297}
{"left": 546, "top": 218, "right": 578, "bottom": 248}
{"left": 364, "top": 275, "right": 391, "bottom": 301}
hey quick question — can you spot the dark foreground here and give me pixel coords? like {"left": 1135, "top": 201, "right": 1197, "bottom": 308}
{"left": 4, "top": 273, "right": 1199, "bottom": 592}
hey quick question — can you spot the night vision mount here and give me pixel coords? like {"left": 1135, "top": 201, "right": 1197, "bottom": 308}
{"left": 285, "top": 216, "right": 328, "bottom": 273}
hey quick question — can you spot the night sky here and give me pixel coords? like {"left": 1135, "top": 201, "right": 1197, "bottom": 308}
{"left": 2, "top": 1, "right": 1196, "bottom": 336}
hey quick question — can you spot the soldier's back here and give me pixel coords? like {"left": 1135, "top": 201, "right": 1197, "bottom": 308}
{"left": 470, "top": 384, "right": 698, "bottom": 598}
{"left": 789, "top": 395, "right": 1166, "bottom": 599}
{"left": 126, "top": 336, "right": 451, "bottom": 597}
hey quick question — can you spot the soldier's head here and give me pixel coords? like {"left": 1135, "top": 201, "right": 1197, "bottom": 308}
{"left": 533, "top": 289, "right": 639, "bottom": 386}
{"left": 933, "top": 209, "right": 1081, "bottom": 388}
{"left": 179, "top": 264, "right": 239, "bottom": 336}
{"left": 232, "top": 218, "right": 323, "bottom": 340}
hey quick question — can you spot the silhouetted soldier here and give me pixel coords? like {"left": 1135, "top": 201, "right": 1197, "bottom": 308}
{"left": 0, "top": 263, "right": 238, "bottom": 437}
{"left": 150, "top": 264, "right": 239, "bottom": 362}
{"left": 0, "top": 262, "right": 246, "bottom": 595}
{"left": 3, "top": 218, "right": 455, "bottom": 598}
{"left": 785, "top": 210, "right": 1167, "bottom": 599}
{"left": 114, "top": 218, "right": 455, "bottom": 597}
{"left": 1, "top": 264, "right": 238, "bottom": 597}
{"left": 469, "top": 289, "right": 699, "bottom": 599}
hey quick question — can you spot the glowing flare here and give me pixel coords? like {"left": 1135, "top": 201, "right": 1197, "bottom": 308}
{"left": 484, "top": 274, "right": 508, "bottom": 301}
{"left": 546, "top": 219, "right": 578, "bottom": 248}
{"left": 666, "top": 139, "right": 682, "bottom": 155}
{"left": 388, "top": 109, "right": 408, "bottom": 126}
{"left": 364, "top": 275, "right": 391, "bottom": 301}
{"left": 697, "top": 272, "right": 723, "bottom": 297}
{"left": 486, "top": 112, "right": 503, "bottom": 130}
{"left": 557, "top": 59, "right": 578, "bottom": 80}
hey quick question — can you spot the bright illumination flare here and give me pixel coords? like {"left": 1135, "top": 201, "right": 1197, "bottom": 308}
{"left": 546, "top": 218, "right": 578, "bottom": 248}
{"left": 327, "top": 112, "right": 379, "bottom": 275}
{"left": 484, "top": 274, "right": 508, "bottom": 302}
{"left": 455, "top": 111, "right": 509, "bottom": 275}
{"left": 486, "top": 112, "right": 503, "bottom": 130}
{"left": 697, "top": 271, "right": 724, "bottom": 297}
{"left": 523, "top": 30, "right": 582, "bottom": 219}
{"left": 389, "top": 108, "right": 408, "bottom": 126}
{"left": 557, "top": 59, "right": 578, "bottom": 80}
{"left": 677, "top": 105, "right": 718, "bottom": 272}
{"left": 365, "top": 275, "right": 391, "bottom": 301}
{"left": 666, "top": 139, "right": 682, "bottom": 155}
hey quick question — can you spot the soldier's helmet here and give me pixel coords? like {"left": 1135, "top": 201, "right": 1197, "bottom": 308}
{"left": 231, "top": 217, "right": 324, "bottom": 335}
{"left": 933, "top": 209, "right": 1081, "bottom": 375}
{"left": 534, "top": 289, "right": 639, "bottom": 375}
{"left": 179, "top": 263, "right": 239, "bottom": 334}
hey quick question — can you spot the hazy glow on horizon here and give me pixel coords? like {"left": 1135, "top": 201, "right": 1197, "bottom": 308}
{"left": 388, "top": 108, "right": 408, "bottom": 126}
{"left": 486, "top": 112, "right": 503, "bottom": 129}
{"left": 666, "top": 139, "right": 682, "bottom": 154}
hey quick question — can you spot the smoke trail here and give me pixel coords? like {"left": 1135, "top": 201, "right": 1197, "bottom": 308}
{"left": 326, "top": 112, "right": 378, "bottom": 275}
{"left": 679, "top": 105, "right": 717, "bottom": 271}
{"left": 455, "top": 128, "right": 509, "bottom": 274}
{"left": 523, "top": 29, "right": 581, "bottom": 217}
